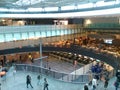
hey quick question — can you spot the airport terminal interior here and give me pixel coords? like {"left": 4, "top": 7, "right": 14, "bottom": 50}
{"left": 0, "top": 0, "right": 120, "bottom": 90}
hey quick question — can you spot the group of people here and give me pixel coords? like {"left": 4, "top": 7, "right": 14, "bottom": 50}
{"left": 114, "top": 69, "right": 120, "bottom": 90}
{"left": 83, "top": 68, "right": 120, "bottom": 90}
{"left": 26, "top": 74, "right": 49, "bottom": 90}
{"left": 84, "top": 75, "right": 109, "bottom": 90}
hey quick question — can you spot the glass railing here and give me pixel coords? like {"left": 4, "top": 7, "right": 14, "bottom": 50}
{"left": 15, "top": 64, "right": 90, "bottom": 83}
{"left": 0, "top": 25, "right": 83, "bottom": 43}
{"left": 86, "top": 23, "right": 120, "bottom": 29}
{"left": 15, "top": 58, "right": 115, "bottom": 84}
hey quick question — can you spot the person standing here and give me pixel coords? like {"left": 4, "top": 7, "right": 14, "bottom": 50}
{"left": 43, "top": 78, "right": 49, "bottom": 90}
{"left": 116, "top": 70, "right": 120, "bottom": 82}
{"left": 47, "top": 67, "right": 51, "bottom": 75}
{"left": 92, "top": 77, "right": 97, "bottom": 90}
{"left": 26, "top": 75, "right": 33, "bottom": 88}
{"left": 13, "top": 68, "right": 16, "bottom": 80}
{"left": 0, "top": 83, "right": 1, "bottom": 90}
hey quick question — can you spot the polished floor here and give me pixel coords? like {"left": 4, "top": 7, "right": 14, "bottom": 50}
{"left": 0, "top": 66, "right": 119, "bottom": 90}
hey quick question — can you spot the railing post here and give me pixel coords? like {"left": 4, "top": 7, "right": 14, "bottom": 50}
{"left": 53, "top": 72, "right": 55, "bottom": 78}
{"left": 62, "top": 73, "right": 63, "bottom": 80}
{"left": 67, "top": 74, "right": 69, "bottom": 82}
{"left": 39, "top": 38, "right": 43, "bottom": 75}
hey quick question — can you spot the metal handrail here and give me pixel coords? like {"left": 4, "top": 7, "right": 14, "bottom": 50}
{"left": 15, "top": 64, "right": 90, "bottom": 83}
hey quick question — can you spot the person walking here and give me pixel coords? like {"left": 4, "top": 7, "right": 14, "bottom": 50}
{"left": 43, "top": 78, "right": 49, "bottom": 90}
{"left": 104, "top": 79, "right": 108, "bottom": 90}
{"left": 114, "top": 79, "right": 119, "bottom": 90}
{"left": 84, "top": 84, "right": 89, "bottom": 90}
{"left": 37, "top": 74, "right": 41, "bottom": 85}
{"left": 26, "top": 75, "right": 33, "bottom": 88}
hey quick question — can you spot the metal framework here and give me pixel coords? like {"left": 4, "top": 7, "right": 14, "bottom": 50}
{"left": 0, "top": 0, "right": 97, "bottom": 9}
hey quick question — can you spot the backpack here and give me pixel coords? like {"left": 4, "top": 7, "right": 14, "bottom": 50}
{"left": 88, "top": 81, "right": 92, "bottom": 86}
{"left": 37, "top": 75, "right": 40, "bottom": 79}
{"left": 46, "top": 83, "right": 49, "bottom": 87}
{"left": 114, "top": 81, "right": 119, "bottom": 87}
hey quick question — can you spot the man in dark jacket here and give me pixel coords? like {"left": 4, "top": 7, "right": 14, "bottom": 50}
{"left": 116, "top": 70, "right": 120, "bottom": 82}
{"left": 26, "top": 75, "right": 33, "bottom": 88}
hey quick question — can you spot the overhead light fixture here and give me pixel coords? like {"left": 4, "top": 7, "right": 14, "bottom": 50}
{"left": 2, "top": 19, "right": 5, "bottom": 22}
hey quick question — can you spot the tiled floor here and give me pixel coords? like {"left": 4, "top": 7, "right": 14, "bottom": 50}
{"left": 0, "top": 66, "right": 118, "bottom": 90}
{"left": 33, "top": 57, "right": 81, "bottom": 73}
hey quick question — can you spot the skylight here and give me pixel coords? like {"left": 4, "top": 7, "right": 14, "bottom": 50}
{"left": 13, "top": 0, "right": 44, "bottom": 6}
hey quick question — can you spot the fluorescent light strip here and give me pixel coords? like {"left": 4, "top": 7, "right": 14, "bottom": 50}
{"left": 0, "top": 8, "right": 120, "bottom": 18}
{"left": 77, "top": 3, "right": 94, "bottom": 9}
{"left": 44, "top": 7, "right": 58, "bottom": 11}
{"left": 61, "top": 6, "right": 76, "bottom": 10}
{"left": 96, "top": 1, "right": 116, "bottom": 6}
